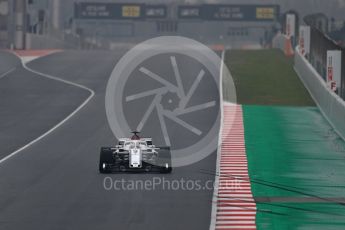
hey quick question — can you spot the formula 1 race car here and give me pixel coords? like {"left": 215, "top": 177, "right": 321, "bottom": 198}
{"left": 99, "top": 132, "right": 172, "bottom": 173}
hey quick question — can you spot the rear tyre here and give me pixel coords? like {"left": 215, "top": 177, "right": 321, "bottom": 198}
{"left": 99, "top": 147, "right": 114, "bottom": 174}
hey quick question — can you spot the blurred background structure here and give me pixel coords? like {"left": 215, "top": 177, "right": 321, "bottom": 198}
{"left": 1, "top": 0, "right": 345, "bottom": 103}
{"left": 0, "top": 0, "right": 345, "bottom": 50}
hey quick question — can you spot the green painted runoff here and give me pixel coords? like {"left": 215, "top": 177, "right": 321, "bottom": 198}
{"left": 243, "top": 105, "right": 345, "bottom": 230}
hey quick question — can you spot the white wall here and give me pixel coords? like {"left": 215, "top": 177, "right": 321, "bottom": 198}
{"left": 25, "top": 33, "right": 70, "bottom": 49}
{"left": 294, "top": 46, "right": 345, "bottom": 140}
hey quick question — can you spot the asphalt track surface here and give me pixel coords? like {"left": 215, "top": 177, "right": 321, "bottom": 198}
{"left": 0, "top": 50, "right": 219, "bottom": 230}
{"left": 0, "top": 52, "right": 90, "bottom": 159}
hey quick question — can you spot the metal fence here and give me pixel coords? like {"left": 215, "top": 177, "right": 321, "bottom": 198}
{"left": 307, "top": 23, "right": 345, "bottom": 100}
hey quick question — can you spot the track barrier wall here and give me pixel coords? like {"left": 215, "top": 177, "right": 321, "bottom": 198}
{"left": 294, "top": 46, "right": 345, "bottom": 140}
{"left": 307, "top": 26, "right": 345, "bottom": 100}
{"left": 24, "top": 33, "right": 110, "bottom": 50}
{"left": 25, "top": 34, "right": 68, "bottom": 49}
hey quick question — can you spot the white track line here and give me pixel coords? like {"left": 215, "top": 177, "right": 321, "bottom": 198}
{"left": 0, "top": 51, "right": 95, "bottom": 165}
{"left": 0, "top": 67, "right": 16, "bottom": 80}
{"left": 209, "top": 49, "right": 226, "bottom": 230}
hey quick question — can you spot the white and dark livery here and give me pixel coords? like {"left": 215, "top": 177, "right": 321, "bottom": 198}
{"left": 99, "top": 132, "right": 172, "bottom": 173}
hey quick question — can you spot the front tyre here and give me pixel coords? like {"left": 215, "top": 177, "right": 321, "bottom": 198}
{"left": 158, "top": 147, "right": 172, "bottom": 174}
{"left": 160, "top": 163, "right": 172, "bottom": 174}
